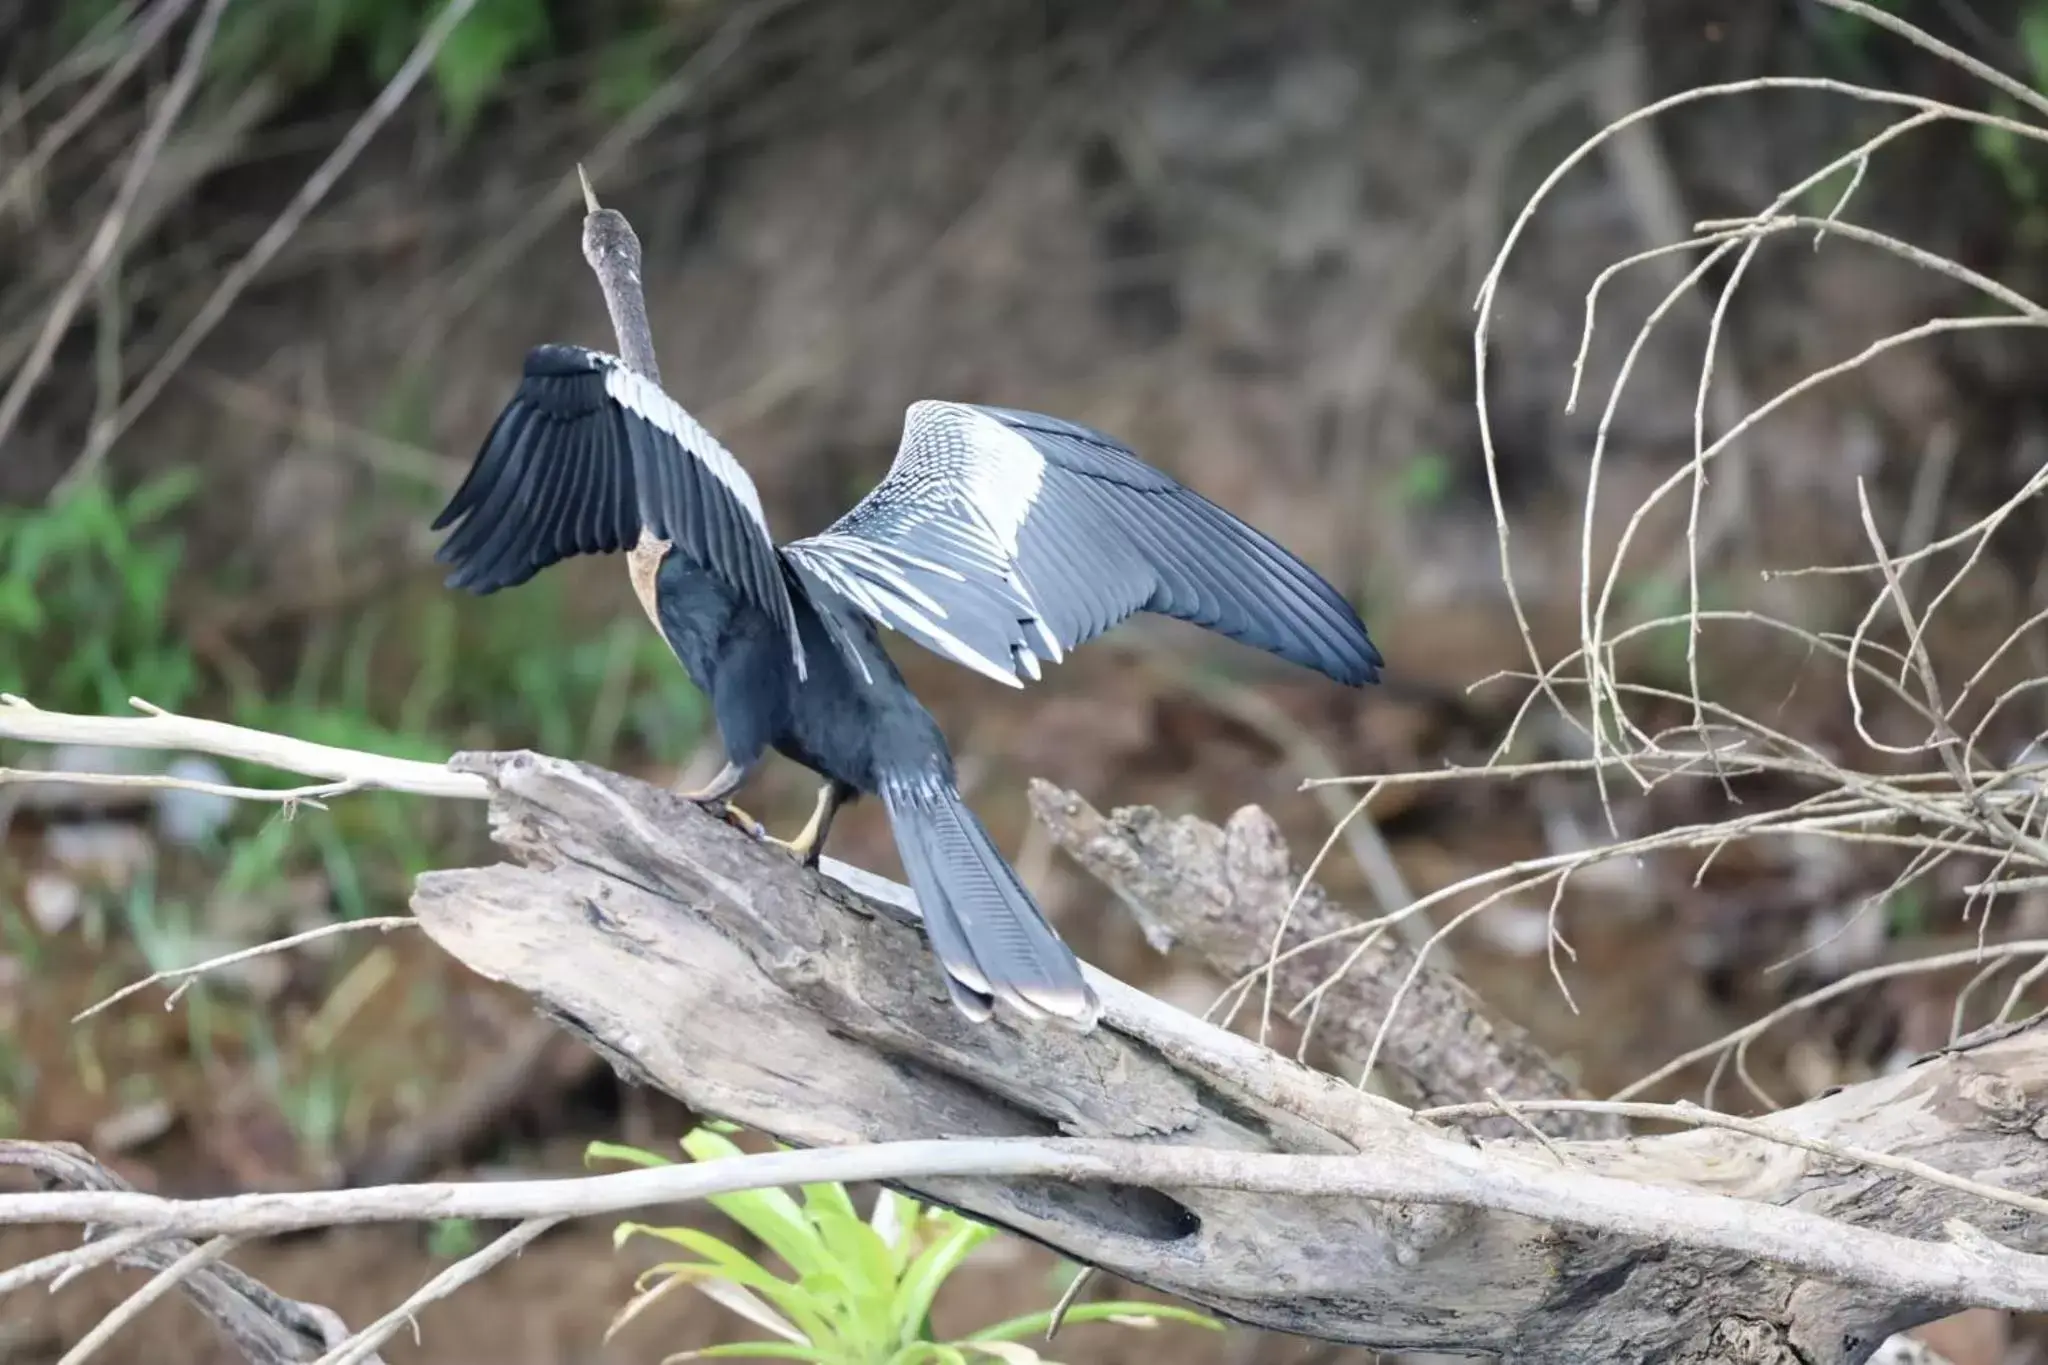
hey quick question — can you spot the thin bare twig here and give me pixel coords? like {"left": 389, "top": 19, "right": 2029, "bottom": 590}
{"left": 55, "top": 0, "right": 486, "bottom": 493}
{"left": 0, "top": 0, "right": 194, "bottom": 217}
{"left": 56, "top": 1235, "right": 242, "bottom": 1365}
{"left": 73, "top": 917, "right": 418, "bottom": 1023}
{"left": 0, "top": 700, "right": 901, "bottom": 919}
{"left": 0, "top": 0, "right": 228, "bottom": 464}
{"left": 0, "top": 695, "right": 487, "bottom": 801}
{"left": 0, "top": 1228, "right": 160, "bottom": 1296}
{"left": 1417, "top": 1097, "right": 2048, "bottom": 1223}
{"left": 313, "top": 1218, "right": 558, "bottom": 1365}
{"left": 0, "top": 767, "right": 356, "bottom": 810}
{"left": 8, "top": 1135, "right": 2048, "bottom": 1312}
{"left": 1613, "top": 942, "right": 2048, "bottom": 1103}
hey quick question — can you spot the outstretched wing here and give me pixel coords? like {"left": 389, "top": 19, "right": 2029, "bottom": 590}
{"left": 781, "top": 401, "right": 1381, "bottom": 688}
{"left": 431, "top": 344, "right": 803, "bottom": 675}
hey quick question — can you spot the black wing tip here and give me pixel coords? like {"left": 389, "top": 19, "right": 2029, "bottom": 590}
{"left": 1293, "top": 640, "right": 1382, "bottom": 688}
{"left": 1320, "top": 638, "right": 1384, "bottom": 687}
{"left": 1334, "top": 619, "right": 1386, "bottom": 687}
{"left": 435, "top": 529, "right": 536, "bottom": 595}
{"left": 1246, "top": 579, "right": 1387, "bottom": 688}
{"left": 440, "top": 564, "right": 517, "bottom": 596}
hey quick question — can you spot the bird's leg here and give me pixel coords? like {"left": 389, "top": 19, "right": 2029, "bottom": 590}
{"left": 675, "top": 760, "right": 764, "bottom": 839}
{"left": 768, "top": 782, "right": 848, "bottom": 869}
{"left": 675, "top": 758, "right": 748, "bottom": 804}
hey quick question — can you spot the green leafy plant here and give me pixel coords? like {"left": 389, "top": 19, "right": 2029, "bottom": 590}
{"left": 0, "top": 470, "right": 200, "bottom": 714}
{"left": 587, "top": 1127, "right": 1223, "bottom": 1365}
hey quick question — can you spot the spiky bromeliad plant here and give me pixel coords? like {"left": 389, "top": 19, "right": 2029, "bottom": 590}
{"left": 587, "top": 1126, "right": 1222, "bottom": 1365}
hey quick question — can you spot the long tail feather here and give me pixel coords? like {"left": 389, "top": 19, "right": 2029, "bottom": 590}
{"left": 879, "top": 768, "right": 1098, "bottom": 1028}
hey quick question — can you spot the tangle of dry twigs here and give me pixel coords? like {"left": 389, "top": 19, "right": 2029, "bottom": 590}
{"left": 1224, "top": 0, "right": 2048, "bottom": 1132}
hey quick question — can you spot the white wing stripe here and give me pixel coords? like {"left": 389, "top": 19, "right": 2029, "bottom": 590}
{"left": 799, "top": 534, "right": 969, "bottom": 592}
{"left": 871, "top": 598, "right": 1021, "bottom": 687}
{"left": 786, "top": 400, "right": 1071, "bottom": 686}
{"left": 787, "top": 543, "right": 950, "bottom": 619}
{"left": 605, "top": 367, "right": 774, "bottom": 540}
{"left": 787, "top": 544, "right": 1021, "bottom": 688}
{"left": 956, "top": 406, "right": 1046, "bottom": 557}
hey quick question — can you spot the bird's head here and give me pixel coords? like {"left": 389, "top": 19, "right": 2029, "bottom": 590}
{"left": 577, "top": 165, "right": 643, "bottom": 284}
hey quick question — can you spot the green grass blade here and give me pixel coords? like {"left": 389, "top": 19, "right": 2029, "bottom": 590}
{"left": 680, "top": 1129, "right": 833, "bottom": 1280}
{"left": 811, "top": 1206, "right": 899, "bottom": 1297}
{"left": 800, "top": 1176, "right": 860, "bottom": 1224}
{"left": 870, "top": 1191, "right": 924, "bottom": 1271}
{"left": 587, "top": 1139, "right": 674, "bottom": 1169}
{"left": 889, "top": 1215, "right": 992, "bottom": 1341}
{"left": 680, "top": 1127, "right": 748, "bottom": 1160}
{"left": 613, "top": 1225, "right": 837, "bottom": 1347}
{"left": 807, "top": 1206, "right": 902, "bottom": 1352}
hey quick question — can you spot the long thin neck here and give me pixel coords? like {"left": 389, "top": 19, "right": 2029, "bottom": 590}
{"left": 600, "top": 264, "right": 661, "bottom": 384}
{"left": 584, "top": 209, "right": 662, "bottom": 385}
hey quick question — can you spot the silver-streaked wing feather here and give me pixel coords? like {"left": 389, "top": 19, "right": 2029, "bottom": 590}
{"left": 784, "top": 401, "right": 1382, "bottom": 688}
{"left": 432, "top": 344, "right": 804, "bottom": 677}
{"left": 782, "top": 402, "right": 1054, "bottom": 688}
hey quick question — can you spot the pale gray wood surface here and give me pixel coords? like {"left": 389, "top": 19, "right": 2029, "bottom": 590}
{"left": 406, "top": 749, "right": 2048, "bottom": 1363}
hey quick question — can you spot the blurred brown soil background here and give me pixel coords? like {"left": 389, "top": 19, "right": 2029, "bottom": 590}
{"left": 8, "top": 1, "right": 2048, "bottom": 1361}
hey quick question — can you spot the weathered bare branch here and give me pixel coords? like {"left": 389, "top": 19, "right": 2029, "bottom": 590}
{"left": 0, "top": 1144, "right": 379, "bottom": 1364}
{"left": 1027, "top": 780, "right": 1624, "bottom": 1141}
{"left": 396, "top": 750, "right": 2048, "bottom": 1363}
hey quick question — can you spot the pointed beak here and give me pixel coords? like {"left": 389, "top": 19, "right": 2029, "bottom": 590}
{"left": 577, "top": 163, "right": 599, "bottom": 214}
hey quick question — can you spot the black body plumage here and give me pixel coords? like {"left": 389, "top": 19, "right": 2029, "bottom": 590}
{"left": 432, "top": 343, "right": 1384, "bottom": 1025}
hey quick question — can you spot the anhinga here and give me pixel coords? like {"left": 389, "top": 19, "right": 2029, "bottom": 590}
{"left": 430, "top": 175, "right": 1383, "bottom": 1028}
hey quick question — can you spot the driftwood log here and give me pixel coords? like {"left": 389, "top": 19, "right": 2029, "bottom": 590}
{"left": 399, "top": 750, "right": 2048, "bottom": 1365}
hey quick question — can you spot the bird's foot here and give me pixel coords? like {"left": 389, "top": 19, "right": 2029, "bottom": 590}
{"left": 712, "top": 801, "right": 768, "bottom": 841}
{"left": 764, "top": 829, "right": 824, "bottom": 869}
{"left": 678, "top": 789, "right": 766, "bottom": 840}
{"left": 674, "top": 761, "right": 764, "bottom": 839}
{"left": 762, "top": 783, "right": 840, "bottom": 870}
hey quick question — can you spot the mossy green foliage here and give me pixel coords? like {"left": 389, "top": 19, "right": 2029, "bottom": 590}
{"left": 0, "top": 471, "right": 200, "bottom": 715}
{"left": 0, "top": 468, "right": 707, "bottom": 908}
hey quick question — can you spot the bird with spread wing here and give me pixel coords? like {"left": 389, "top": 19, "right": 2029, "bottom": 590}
{"left": 431, "top": 180, "right": 1382, "bottom": 1029}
